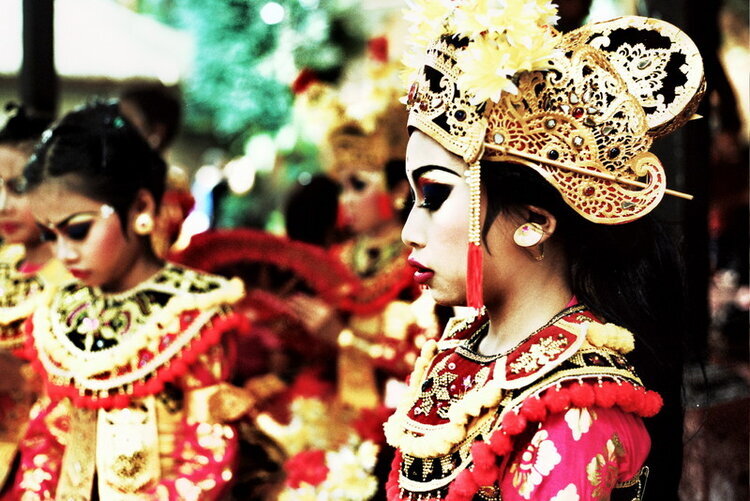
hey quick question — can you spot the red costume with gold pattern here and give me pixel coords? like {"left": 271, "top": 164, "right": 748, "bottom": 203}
{"left": 4, "top": 263, "right": 247, "bottom": 500}
{"left": 0, "top": 245, "right": 69, "bottom": 490}
{"left": 385, "top": 304, "right": 659, "bottom": 500}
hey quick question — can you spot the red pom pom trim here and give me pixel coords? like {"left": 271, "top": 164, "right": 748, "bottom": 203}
{"left": 501, "top": 411, "right": 527, "bottom": 436}
{"left": 520, "top": 396, "right": 547, "bottom": 422}
{"left": 569, "top": 381, "right": 596, "bottom": 408}
{"left": 543, "top": 386, "right": 570, "bottom": 413}
{"left": 489, "top": 430, "right": 512, "bottom": 456}
{"left": 386, "top": 379, "right": 664, "bottom": 501}
{"left": 594, "top": 381, "right": 618, "bottom": 408}
{"left": 26, "top": 312, "right": 247, "bottom": 410}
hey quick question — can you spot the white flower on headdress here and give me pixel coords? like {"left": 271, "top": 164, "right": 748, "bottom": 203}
{"left": 457, "top": 35, "right": 519, "bottom": 102}
{"left": 403, "top": 0, "right": 561, "bottom": 105}
{"left": 455, "top": 0, "right": 560, "bottom": 104}
{"left": 402, "top": 0, "right": 454, "bottom": 83}
{"left": 453, "top": 0, "right": 504, "bottom": 36}
{"left": 404, "top": 0, "right": 454, "bottom": 46}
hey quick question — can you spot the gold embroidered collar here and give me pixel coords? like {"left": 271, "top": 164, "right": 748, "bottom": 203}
{"left": 32, "top": 263, "right": 244, "bottom": 396}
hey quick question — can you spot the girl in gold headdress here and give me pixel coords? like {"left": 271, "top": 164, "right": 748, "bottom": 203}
{"left": 385, "top": 1, "right": 705, "bottom": 500}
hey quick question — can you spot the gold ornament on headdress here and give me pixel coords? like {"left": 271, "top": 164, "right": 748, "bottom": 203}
{"left": 299, "top": 43, "right": 408, "bottom": 180}
{"left": 324, "top": 121, "right": 391, "bottom": 179}
{"left": 402, "top": 0, "right": 705, "bottom": 308}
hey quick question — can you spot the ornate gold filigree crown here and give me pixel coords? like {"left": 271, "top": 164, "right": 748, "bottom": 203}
{"left": 298, "top": 49, "right": 408, "bottom": 180}
{"left": 406, "top": 16, "right": 705, "bottom": 224}
{"left": 324, "top": 120, "right": 391, "bottom": 178}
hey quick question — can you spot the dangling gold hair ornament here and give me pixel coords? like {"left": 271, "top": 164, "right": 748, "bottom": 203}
{"left": 402, "top": 0, "right": 706, "bottom": 310}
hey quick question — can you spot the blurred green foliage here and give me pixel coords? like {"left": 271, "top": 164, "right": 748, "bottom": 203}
{"left": 137, "top": 0, "right": 367, "bottom": 149}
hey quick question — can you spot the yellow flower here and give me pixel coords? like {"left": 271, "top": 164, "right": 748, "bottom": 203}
{"left": 458, "top": 34, "right": 518, "bottom": 103}
{"left": 404, "top": 0, "right": 453, "bottom": 48}
{"left": 453, "top": 0, "right": 496, "bottom": 36}
{"left": 458, "top": 6, "right": 559, "bottom": 103}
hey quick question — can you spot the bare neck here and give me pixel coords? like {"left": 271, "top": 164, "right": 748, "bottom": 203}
{"left": 102, "top": 251, "right": 164, "bottom": 294}
{"left": 478, "top": 253, "right": 573, "bottom": 357}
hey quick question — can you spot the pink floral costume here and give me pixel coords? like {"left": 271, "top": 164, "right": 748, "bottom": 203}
{"left": 385, "top": 304, "right": 660, "bottom": 501}
{"left": 4, "top": 264, "right": 248, "bottom": 501}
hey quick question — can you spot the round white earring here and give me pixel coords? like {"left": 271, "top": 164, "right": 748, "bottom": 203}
{"left": 513, "top": 222, "right": 544, "bottom": 248}
{"left": 134, "top": 213, "right": 155, "bottom": 235}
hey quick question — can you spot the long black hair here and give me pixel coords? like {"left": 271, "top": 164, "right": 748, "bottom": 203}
{"left": 23, "top": 100, "right": 167, "bottom": 229}
{"left": 482, "top": 160, "right": 685, "bottom": 500}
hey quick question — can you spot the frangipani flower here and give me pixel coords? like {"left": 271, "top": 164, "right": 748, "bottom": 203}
{"left": 403, "top": 0, "right": 561, "bottom": 105}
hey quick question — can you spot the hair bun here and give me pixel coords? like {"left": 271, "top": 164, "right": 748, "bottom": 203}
{"left": 0, "top": 102, "right": 50, "bottom": 143}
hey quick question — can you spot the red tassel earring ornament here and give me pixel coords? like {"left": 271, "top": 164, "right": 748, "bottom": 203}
{"left": 466, "top": 160, "right": 483, "bottom": 310}
{"left": 376, "top": 192, "right": 395, "bottom": 220}
{"left": 335, "top": 203, "right": 348, "bottom": 229}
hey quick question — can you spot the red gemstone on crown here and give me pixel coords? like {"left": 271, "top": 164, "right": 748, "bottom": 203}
{"left": 572, "top": 107, "right": 585, "bottom": 119}
{"left": 407, "top": 83, "right": 419, "bottom": 106}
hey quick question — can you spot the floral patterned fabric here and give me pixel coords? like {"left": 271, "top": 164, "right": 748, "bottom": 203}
{"left": 501, "top": 406, "right": 649, "bottom": 501}
{"left": 2, "top": 343, "right": 239, "bottom": 501}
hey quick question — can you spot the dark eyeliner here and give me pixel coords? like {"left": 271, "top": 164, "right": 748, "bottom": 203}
{"left": 64, "top": 221, "right": 93, "bottom": 241}
{"left": 418, "top": 182, "right": 453, "bottom": 212}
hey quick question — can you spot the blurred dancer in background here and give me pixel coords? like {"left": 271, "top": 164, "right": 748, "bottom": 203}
{"left": 0, "top": 103, "right": 61, "bottom": 491}
{"left": 119, "top": 82, "right": 195, "bottom": 259}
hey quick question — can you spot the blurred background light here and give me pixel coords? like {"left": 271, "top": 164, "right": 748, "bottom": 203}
{"left": 260, "top": 2, "right": 285, "bottom": 25}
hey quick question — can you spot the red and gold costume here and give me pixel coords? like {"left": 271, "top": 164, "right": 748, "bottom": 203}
{"left": 393, "top": 0, "right": 706, "bottom": 497}
{"left": 0, "top": 245, "right": 68, "bottom": 489}
{"left": 5, "top": 263, "right": 247, "bottom": 500}
{"left": 0, "top": 245, "right": 66, "bottom": 352}
{"left": 333, "top": 225, "right": 433, "bottom": 409}
{"left": 385, "top": 304, "right": 659, "bottom": 500}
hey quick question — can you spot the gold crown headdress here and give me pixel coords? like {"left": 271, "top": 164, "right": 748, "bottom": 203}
{"left": 297, "top": 39, "right": 408, "bottom": 181}
{"left": 403, "top": 1, "right": 705, "bottom": 308}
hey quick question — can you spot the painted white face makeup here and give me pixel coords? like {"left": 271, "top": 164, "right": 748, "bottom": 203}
{"left": 402, "top": 130, "right": 471, "bottom": 306}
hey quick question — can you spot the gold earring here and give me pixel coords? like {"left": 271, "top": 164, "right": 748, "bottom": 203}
{"left": 513, "top": 222, "right": 544, "bottom": 248}
{"left": 134, "top": 213, "right": 154, "bottom": 235}
{"left": 534, "top": 243, "right": 545, "bottom": 261}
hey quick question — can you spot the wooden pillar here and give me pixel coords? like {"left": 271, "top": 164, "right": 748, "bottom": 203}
{"left": 20, "top": 0, "right": 57, "bottom": 121}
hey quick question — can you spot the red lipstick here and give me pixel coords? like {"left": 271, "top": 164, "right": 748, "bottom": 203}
{"left": 68, "top": 269, "right": 91, "bottom": 280}
{"left": 407, "top": 256, "right": 434, "bottom": 285}
{"left": 0, "top": 222, "right": 20, "bottom": 235}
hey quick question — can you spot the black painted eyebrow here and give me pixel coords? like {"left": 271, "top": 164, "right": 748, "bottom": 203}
{"left": 411, "top": 165, "right": 462, "bottom": 184}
